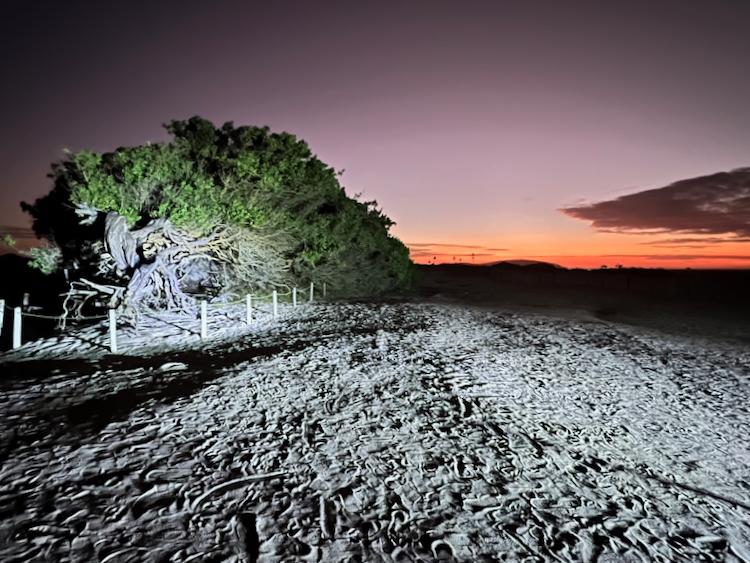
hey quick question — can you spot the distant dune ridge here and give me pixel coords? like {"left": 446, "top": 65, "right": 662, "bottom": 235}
{"left": 416, "top": 262, "right": 750, "bottom": 336}
{"left": 488, "top": 259, "right": 564, "bottom": 269}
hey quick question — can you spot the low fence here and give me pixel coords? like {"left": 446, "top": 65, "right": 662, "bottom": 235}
{"left": 0, "top": 281, "right": 327, "bottom": 354}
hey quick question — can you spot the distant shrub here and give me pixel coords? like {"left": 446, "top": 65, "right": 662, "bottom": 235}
{"left": 25, "top": 246, "right": 62, "bottom": 275}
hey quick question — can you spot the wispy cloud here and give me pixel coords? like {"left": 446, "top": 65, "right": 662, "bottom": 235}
{"left": 408, "top": 250, "right": 495, "bottom": 259}
{"left": 406, "top": 242, "right": 510, "bottom": 262}
{"left": 599, "top": 254, "right": 750, "bottom": 261}
{"left": 643, "top": 254, "right": 750, "bottom": 261}
{"left": 407, "top": 242, "right": 508, "bottom": 251}
{"left": 561, "top": 167, "right": 750, "bottom": 238}
{"left": 639, "top": 236, "right": 750, "bottom": 248}
{"left": 407, "top": 242, "right": 509, "bottom": 253}
{"left": 0, "top": 225, "right": 36, "bottom": 240}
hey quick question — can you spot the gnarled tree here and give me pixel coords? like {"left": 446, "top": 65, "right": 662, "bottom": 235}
{"left": 21, "top": 117, "right": 413, "bottom": 320}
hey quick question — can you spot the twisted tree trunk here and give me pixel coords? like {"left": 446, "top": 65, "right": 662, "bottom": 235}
{"left": 104, "top": 212, "right": 138, "bottom": 271}
{"left": 62, "top": 205, "right": 291, "bottom": 323}
{"left": 66, "top": 208, "right": 212, "bottom": 321}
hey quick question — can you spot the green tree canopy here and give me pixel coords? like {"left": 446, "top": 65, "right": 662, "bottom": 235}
{"left": 22, "top": 117, "right": 413, "bottom": 314}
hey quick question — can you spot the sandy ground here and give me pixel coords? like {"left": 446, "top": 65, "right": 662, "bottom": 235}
{"left": 0, "top": 301, "right": 749, "bottom": 562}
{"left": 415, "top": 265, "right": 750, "bottom": 345}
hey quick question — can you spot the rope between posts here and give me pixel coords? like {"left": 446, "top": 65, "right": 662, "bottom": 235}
{"left": 207, "top": 299, "right": 245, "bottom": 309}
{"left": 206, "top": 286, "right": 307, "bottom": 309}
{"left": 8, "top": 286, "right": 322, "bottom": 318}
{"left": 3, "top": 281, "right": 329, "bottom": 352}
{"left": 18, "top": 311, "right": 108, "bottom": 321}
{"left": 18, "top": 312, "right": 65, "bottom": 320}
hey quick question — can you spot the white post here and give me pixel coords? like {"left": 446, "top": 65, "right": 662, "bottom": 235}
{"left": 323, "top": 282, "right": 327, "bottom": 298}
{"left": 272, "top": 290, "right": 278, "bottom": 319}
{"left": 108, "top": 309, "right": 118, "bottom": 354}
{"left": 309, "top": 282, "right": 314, "bottom": 303}
{"left": 245, "top": 295, "right": 252, "bottom": 324}
{"left": 0, "top": 299, "right": 4, "bottom": 337}
{"left": 22, "top": 293, "right": 29, "bottom": 309}
{"left": 293, "top": 287, "right": 297, "bottom": 307}
{"left": 12, "top": 307, "right": 21, "bottom": 349}
{"left": 200, "top": 301, "right": 208, "bottom": 339}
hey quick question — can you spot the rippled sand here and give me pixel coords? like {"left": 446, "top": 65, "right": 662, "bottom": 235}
{"left": 0, "top": 302, "right": 748, "bottom": 562}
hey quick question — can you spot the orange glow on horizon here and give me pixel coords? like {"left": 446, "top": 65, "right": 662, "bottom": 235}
{"left": 405, "top": 234, "right": 750, "bottom": 270}
{"left": 409, "top": 252, "right": 750, "bottom": 270}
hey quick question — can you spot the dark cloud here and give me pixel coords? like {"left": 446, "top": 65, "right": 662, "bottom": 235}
{"left": 561, "top": 168, "right": 750, "bottom": 237}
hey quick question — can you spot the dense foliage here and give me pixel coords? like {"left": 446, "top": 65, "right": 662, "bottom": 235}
{"left": 22, "top": 117, "right": 413, "bottom": 304}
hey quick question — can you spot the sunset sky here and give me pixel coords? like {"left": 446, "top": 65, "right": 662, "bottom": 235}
{"left": 1, "top": 0, "right": 749, "bottom": 268}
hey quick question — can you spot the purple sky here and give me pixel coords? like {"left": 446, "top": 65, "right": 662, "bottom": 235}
{"left": 2, "top": 1, "right": 750, "bottom": 267}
